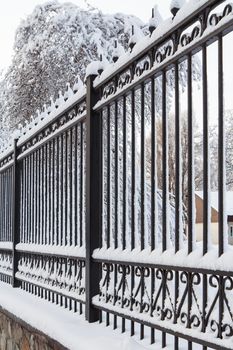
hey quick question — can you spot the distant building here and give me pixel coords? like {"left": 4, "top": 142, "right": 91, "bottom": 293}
{"left": 195, "top": 191, "right": 233, "bottom": 245}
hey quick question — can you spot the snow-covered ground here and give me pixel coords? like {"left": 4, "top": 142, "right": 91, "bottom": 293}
{"left": 0, "top": 282, "right": 203, "bottom": 350}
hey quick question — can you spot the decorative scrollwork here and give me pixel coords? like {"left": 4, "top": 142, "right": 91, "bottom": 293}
{"left": 0, "top": 253, "right": 12, "bottom": 276}
{"left": 180, "top": 22, "right": 201, "bottom": 47}
{"left": 103, "top": 82, "right": 116, "bottom": 100}
{"left": 95, "top": 260, "right": 233, "bottom": 348}
{"left": 118, "top": 70, "right": 132, "bottom": 90}
{"left": 209, "top": 3, "right": 233, "bottom": 26}
{"left": 17, "top": 254, "right": 85, "bottom": 298}
{"left": 0, "top": 153, "right": 14, "bottom": 170}
{"left": 135, "top": 56, "right": 151, "bottom": 77}
{"left": 18, "top": 99, "right": 86, "bottom": 157}
{"left": 155, "top": 40, "right": 174, "bottom": 64}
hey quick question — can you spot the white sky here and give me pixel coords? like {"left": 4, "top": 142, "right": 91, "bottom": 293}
{"left": 0, "top": 0, "right": 171, "bottom": 71}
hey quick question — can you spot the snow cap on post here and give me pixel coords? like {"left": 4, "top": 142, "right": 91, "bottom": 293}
{"left": 170, "top": 0, "right": 185, "bottom": 18}
{"left": 13, "top": 129, "right": 21, "bottom": 141}
{"left": 149, "top": 5, "right": 163, "bottom": 35}
{"left": 85, "top": 54, "right": 108, "bottom": 81}
{"left": 85, "top": 61, "right": 101, "bottom": 81}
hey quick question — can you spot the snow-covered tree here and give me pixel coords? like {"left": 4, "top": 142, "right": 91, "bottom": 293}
{"left": 0, "top": 1, "right": 145, "bottom": 138}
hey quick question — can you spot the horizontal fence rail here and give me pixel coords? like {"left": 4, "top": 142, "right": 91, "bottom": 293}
{"left": 1, "top": 0, "right": 233, "bottom": 349}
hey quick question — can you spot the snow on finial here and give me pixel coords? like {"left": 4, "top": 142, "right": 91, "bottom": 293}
{"left": 149, "top": 5, "right": 163, "bottom": 35}
{"left": 13, "top": 129, "right": 21, "bottom": 140}
{"left": 55, "top": 91, "right": 64, "bottom": 109}
{"left": 64, "top": 82, "right": 73, "bottom": 101}
{"left": 18, "top": 123, "right": 23, "bottom": 137}
{"left": 73, "top": 75, "right": 84, "bottom": 94}
{"left": 40, "top": 104, "right": 47, "bottom": 121}
{"left": 112, "top": 40, "right": 119, "bottom": 63}
{"left": 47, "top": 96, "right": 55, "bottom": 114}
{"left": 36, "top": 109, "right": 44, "bottom": 123}
{"left": 98, "top": 54, "right": 104, "bottom": 75}
{"left": 128, "top": 25, "right": 144, "bottom": 52}
{"left": 129, "top": 26, "right": 136, "bottom": 51}
{"left": 55, "top": 94, "right": 59, "bottom": 108}
{"left": 170, "top": 0, "right": 185, "bottom": 18}
{"left": 34, "top": 114, "right": 39, "bottom": 126}
{"left": 112, "top": 40, "right": 125, "bottom": 63}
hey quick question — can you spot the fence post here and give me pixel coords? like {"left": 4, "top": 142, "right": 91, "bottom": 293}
{"left": 12, "top": 138, "right": 20, "bottom": 287}
{"left": 85, "top": 73, "right": 102, "bottom": 322}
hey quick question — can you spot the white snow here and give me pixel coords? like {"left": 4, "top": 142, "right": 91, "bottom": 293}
{"left": 17, "top": 109, "right": 86, "bottom": 160}
{"left": 93, "top": 243, "right": 233, "bottom": 272}
{"left": 94, "top": 0, "right": 210, "bottom": 89}
{"left": 92, "top": 297, "right": 233, "bottom": 350}
{"left": 94, "top": 7, "right": 233, "bottom": 112}
{"left": 0, "top": 242, "right": 12, "bottom": 250}
{"left": 17, "top": 87, "right": 86, "bottom": 147}
{"left": 0, "top": 282, "right": 158, "bottom": 350}
{"left": 170, "top": 0, "right": 186, "bottom": 11}
{"left": 0, "top": 148, "right": 14, "bottom": 165}
{"left": 149, "top": 6, "right": 163, "bottom": 29}
{"left": 85, "top": 61, "right": 101, "bottom": 79}
{"left": 16, "top": 243, "right": 85, "bottom": 258}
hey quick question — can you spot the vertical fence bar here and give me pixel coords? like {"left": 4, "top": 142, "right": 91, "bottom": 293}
{"left": 113, "top": 100, "right": 118, "bottom": 330}
{"left": 218, "top": 34, "right": 225, "bottom": 340}
{"left": 86, "top": 73, "right": 102, "bottom": 322}
{"left": 122, "top": 95, "right": 127, "bottom": 252}
{"left": 12, "top": 139, "right": 20, "bottom": 287}
{"left": 130, "top": 88, "right": 135, "bottom": 337}
{"left": 218, "top": 34, "right": 225, "bottom": 256}
{"left": 150, "top": 76, "right": 155, "bottom": 345}
{"left": 161, "top": 70, "right": 167, "bottom": 348}
{"left": 187, "top": 53, "right": 193, "bottom": 350}
{"left": 140, "top": 82, "right": 145, "bottom": 340}
{"left": 106, "top": 105, "right": 111, "bottom": 327}
{"left": 174, "top": 61, "right": 180, "bottom": 350}
{"left": 202, "top": 44, "right": 209, "bottom": 346}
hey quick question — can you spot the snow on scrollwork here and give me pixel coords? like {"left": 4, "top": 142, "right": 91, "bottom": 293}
{"left": 0, "top": 253, "right": 13, "bottom": 276}
{"left": 17, "top": 255, "right": 85, "bottom": 299}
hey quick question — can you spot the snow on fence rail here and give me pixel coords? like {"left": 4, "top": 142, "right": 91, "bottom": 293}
{"left": 1, "top": 0, "right": 233, "bottom": 349}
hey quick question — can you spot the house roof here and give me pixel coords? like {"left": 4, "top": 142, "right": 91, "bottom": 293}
{"left": 196, "top": 191, "right": 233, "bottom": 216}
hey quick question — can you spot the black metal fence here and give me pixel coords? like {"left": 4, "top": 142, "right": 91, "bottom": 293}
{"left": 1, "top": 0, "right": 233, "bottom": 348}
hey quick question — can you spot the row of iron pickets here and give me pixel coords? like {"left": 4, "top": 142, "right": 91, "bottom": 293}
{"left": 0, "top": 1, "right": 233, "bottom": 349}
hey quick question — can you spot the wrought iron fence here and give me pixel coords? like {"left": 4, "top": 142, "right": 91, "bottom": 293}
{"left": 1, "top": 0, "right": 233, "bottom": 348}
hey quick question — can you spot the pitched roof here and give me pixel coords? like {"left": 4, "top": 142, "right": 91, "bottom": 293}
{"left": 196, "top": 191, "right": 233, "bottom": 216}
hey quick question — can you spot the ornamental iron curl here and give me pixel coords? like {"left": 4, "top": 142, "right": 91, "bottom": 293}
{"left": 209, "top": 3, "right": 233, "bottom": 26}
{"left": 17, "top": 254, "right": 85, "bottom": 297}
{"left": 17, "top": 100, "right": 86, "bottom": 156}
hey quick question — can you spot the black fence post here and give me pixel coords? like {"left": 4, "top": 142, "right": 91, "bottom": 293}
{"left": 12, "top": 138, "right": 20, "bottom": 287}
{"left": 85, "top": 73, "right": 102, "bottom": 322}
